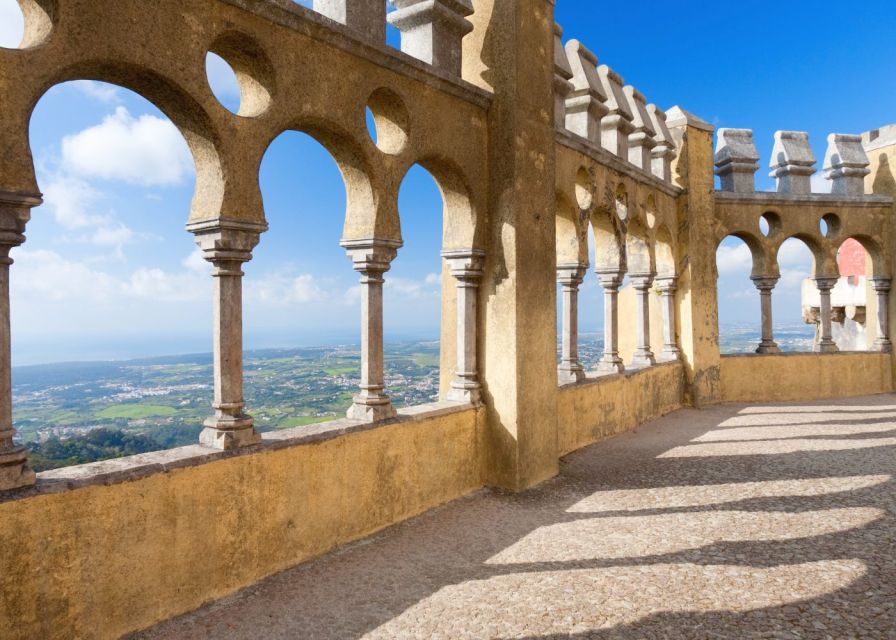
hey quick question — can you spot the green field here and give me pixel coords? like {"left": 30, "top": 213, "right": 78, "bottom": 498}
{"left": 95, "top": 404, "right": 178, "bottom": 420}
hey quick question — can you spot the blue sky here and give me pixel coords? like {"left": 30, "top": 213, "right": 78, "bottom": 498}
{"left": 1, "top": 1, "right": 894, "bottom": 364}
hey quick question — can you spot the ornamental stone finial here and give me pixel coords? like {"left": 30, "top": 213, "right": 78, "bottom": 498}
{"left": 388, "top": 0, "right": 474, "bottom": 76}
{"left": 623, "top": 86, "right": 656, "bottom": 171}
{"left": 823, "top": 133, "right": 870, "bottom": 196}
{"left": 715, "top": 128, "right": 760, "bottom": 193}
{"left": 563, "top": 40, "right": 608, "bottom": 142}
{"left": 313, "top": 0, "right": 387, "bottom": 41}
{"left": 596, "top": 64, "right": 634, "bottom": 157}
{"left": 769, "top": 131, "right": 816, "bottom": 194}
{"left": 553, "top": 24, "right": 574, "bottom": 130}
{"left": 647, "top": 104, "right": 675, "bottom": 182}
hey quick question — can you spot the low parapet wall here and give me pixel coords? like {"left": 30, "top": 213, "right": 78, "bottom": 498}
{"left": 557, "top": 362, "right": 686, "bottom": 456}
{"left": 720, "top": 352, "right": 894, "bottom": 403}
{"left": 0, "top": 404, "right": 483, "bottom": 640}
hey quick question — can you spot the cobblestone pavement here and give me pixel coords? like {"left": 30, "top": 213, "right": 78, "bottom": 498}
{"left": 134, "top": 396, "right": 896, "bottom": 639}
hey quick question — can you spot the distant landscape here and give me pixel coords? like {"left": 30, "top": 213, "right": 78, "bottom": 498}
{"left": 14, "top": 325, "right": 815, "bottom": 471}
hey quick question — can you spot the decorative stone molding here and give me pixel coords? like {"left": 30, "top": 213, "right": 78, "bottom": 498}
{"left": 824, "top": 134, "right": 871, "bottom": 197}
{"left": 752, "top": 275, "right": 781, "bottom": 354}
{"left": 557, "top": 263, "right": 588, "bottom": 384}
{"left": 596, "top": 270, "right": 625, "bottom": 374}
{"left": 188, "top": 218, "right": 268, "bottom": 450}
{"left": 552, "top": 24, "right": 574, "bottom": 130}
{"left": 630, "top": 274, "right": 656, "bottom": 367}
{"left": 647, "top": 104, "right": 675, "bottom": 182}
{"left": 596, "top": 65, "right": 634, "bottom": 158}
{"left": 442, "top": 249, "right": 485, "bottom": 404}
{"left": 388, "top": 0, "right": 474, "bottom": 76}
{"left": 770, "top": 131, "right": 816, "bottom": 195}
{"left": 0, "top": 189, "right": 40, "bottom": 491}
{"left": 715, "top": 128, "right": 760, "bottom": 193}
{"left": 342, "top": 238, "right": 402, "bottom": 421}
{"left": 313, "top": 0, "right": 387, "bottom": 42}
{"left": 563, "top": 40, "right": 607, "bottom": 143}
{"left": 623, "top": 86, "right": 657, "bottom": 171}
{"left": 656, "top": 275, "right": 681, "bottom": 361}
{"left": 814, "top": 277, "right": 840, "bottom": 353}
{"left": 870, "top": 277, "right": 892, "bottom": 353}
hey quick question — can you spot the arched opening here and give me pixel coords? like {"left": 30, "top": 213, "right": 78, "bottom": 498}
{"left": 824, "top": 235, "right": 887, "bottom": 351}
{"left": 555, "top": 192, "right": 589, "bottom": 383}
{"left": 15, "top": 80, "right": 203, "bottom": 471}
{"left": 248, "top": 130, "right": 354, "bottom": 430}
{"left": 774, "top": 237, "right": 818, "bottom": 351}
{"left": 715, "top": 234, "right": 762, "bottom": 353}
{"left": 591, "top": 207, "right": 625, "bottom": 373}
{"left": 0, "top": 0, "right": 25, "bottom": 48}
{"left": 388, "top": 164, "right": 444, "bottom": 406}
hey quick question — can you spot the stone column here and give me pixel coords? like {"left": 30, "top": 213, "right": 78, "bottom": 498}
{"left": 870, "top": 277, "right": 892, "bottom": 353}
{"left": 630, "top": 274, "right": 656, "bottom": 367}
{"left": 443, "top": 249, "right": 485, "bottom": 403}
{"left": 188, "top": 219, "right": 267, "bottom": 450}
{"left": 342, "top": 238, "right": 401, "bottom": 421}
{"left": 715, "top": 128, "right": 760, "bottom": 193}
{"left": 596, "top": 270, "right": 624, "bottom": 374}
{"left": 824, "top": 134, "right": 871, "bottom": 196}
{"left": 0, "top": 190, "right": 39, "bottom": 491}
{"left": 752, "top": 276, "right": 781, "bottom": 354}
{"left": 815, "top": 277, "right": 839, "bottom": 353}
{"left": 388, "top": 0, "right": 474, "bottom": 76}
{"left": 656, "top": 276, "right": 681, "bottom": 361}
{"left": 556, "top": 263, "right": 587, "bottom": 384}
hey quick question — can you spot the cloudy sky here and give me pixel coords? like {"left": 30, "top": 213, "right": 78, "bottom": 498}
{"left": 2, "top": 1, "right": 894, "bottom": 364}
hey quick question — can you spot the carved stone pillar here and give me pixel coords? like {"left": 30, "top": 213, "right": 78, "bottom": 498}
{"left": 188, "top": 219, "right": 266, "bottom": 450}
{"left": 0, "top": 190, "right": 39, "bottom": 490}
{"left": 313, "top": 0, "right": 386, "bottom": 41}
{"left": 388, "top": 0, "right": 474, "bottom": 76}
{"left": 630, "top": 274, "right": 656, "bottom": 367}
{"left": 752, "top": 276, "right": 781, "bottom": 354}
{"left": 870, "top": 277, "right": 892, "bottom": 353}
{"left": 715, "top": 128, "right": 760, "bottom": 193}
{"left": 556, "top": 263, "right": 587, "bottom": 384}
{"left": 596, "top": 270, "right": 624, "bottom": 374}
{"left": 656, "top": 275, "right": 681, "bottom": 361}
{"left": 342, "top": 238, "right": 401, "bottom": 421}
{"left": 443, "top": 249, "right": 485, "bottom": 403}
{"left": 815, "top": 277, "right": 839, "bottom": 353}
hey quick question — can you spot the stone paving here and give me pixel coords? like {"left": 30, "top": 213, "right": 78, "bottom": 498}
{"left": 133, "top": 396, "right": 896, "bottom": 639}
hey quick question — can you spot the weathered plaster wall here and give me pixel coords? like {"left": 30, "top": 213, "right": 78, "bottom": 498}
{"left": 720, "top": 353, "right": 893, "bottom": 403}
{"left": 0, "top": 407, "right": 482, "bottom": 640}
{"left": 557, "top": 362, "right": 686, "bottom": 456}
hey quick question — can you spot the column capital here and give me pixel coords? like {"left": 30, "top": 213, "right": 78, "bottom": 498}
{"left": 814, "top": 276, "right": 839, "bottom": 291}
{"left": 630, "top": 273, "right": 655, "bottom": 290}
{"left": 556, "top": 262, "right": 587, "bottom": 287}
{"left": 0, "top": 189, "right": 41, "bottom": 256}
{"left": 751, "top": 275, "right": 779, "bottom": 291}
{"left": 595, "top": 269, "right": 624, "bottom": 289}
{"left": 870, "top": 277, "right": 892, "bottom": 293}
{"left": 442, "top": 248, "right": 485, "bottom": 281}
{"left": 342, "top": 237, "right": 402, "bottom": 272}
{"left": 655, "top": 274, "right": 679, "bottom": 293}
{"left": 187, "top": 218, "right": 267, "bottom": 265}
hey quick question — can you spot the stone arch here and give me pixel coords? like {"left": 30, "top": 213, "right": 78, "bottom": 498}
{"left": 556, "top": 191, "right": 587, "bottom": 266}
{"left": 413, "top": 154, "right": 481, "bottom": 251}
{"left": 775, "top": 233, "right": 830, "bottom": 278}
{"left": 842, "top": 234, "right": 887, "bottom": 277}
{"left": 716, "top": 231, "right": 770, "bottom": 278}
{"left": 654, "top": 223, "right": 675, "bottom": 277}
{"left": 625, "top": 217, "right": 653, "bottom": 276}
{"left": 590, "top": 206, "right": 624, "bottom": 273}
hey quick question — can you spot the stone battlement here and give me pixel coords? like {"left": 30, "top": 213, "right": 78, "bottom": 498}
{"left": 0, "top": 2, "right": 895, "bottom": 638}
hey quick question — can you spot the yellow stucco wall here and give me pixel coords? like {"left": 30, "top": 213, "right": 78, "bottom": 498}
{"left": 557, "top": 362, "right": 686, "bottom": 456}
{"left": 0, "top": 408, "right": 482, "bottom": 640}
{"left": 720, "top": 353, "right": 894, "bottom": 403}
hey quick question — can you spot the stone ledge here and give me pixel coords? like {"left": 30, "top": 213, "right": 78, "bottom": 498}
{"left": 721, "top": 351, "right": 891, "bottom": 359}
{"left": 0, "top": 401, "right": 478, "bottom": 504}
{"left": 220, "top": 0, "right": 493, "bottom": 109}
{"left": 558, "top": 360, "right": 682, "bottom": 389}
{"left": 714, "top": 191, "right": 893, "bottom": 207}
{"left": 556, "top": 130, "right": 683, "bottom": 197}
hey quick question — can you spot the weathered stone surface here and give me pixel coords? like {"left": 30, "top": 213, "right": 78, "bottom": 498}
{"left": 825, "top": 133, "right": 871, "bottom": 196}
{"left": 770, "top": 130, "right": 816, "bottom": 194}
{"left": 715, "top": 128, "right": 760, "bottom": 192}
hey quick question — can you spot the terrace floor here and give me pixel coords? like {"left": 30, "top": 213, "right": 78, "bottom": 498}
{"left": 133, "top": 395, "right": 896, "bottom": 639}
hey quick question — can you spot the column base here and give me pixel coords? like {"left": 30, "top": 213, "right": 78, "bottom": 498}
{"left": 0, "top": 446, "right": 36, "bottom": 491}
{"left": 816, "top": 341, "right": 839, "bottom": 353}
{"left": 659, "top": 347, "right": 681, "bottom": 362}
{"left": 446, "top": 384, "right": 481, "bottom": 405}
{"left": 597, "top": 357, "right": 624, "bottom": 374}
{"left": 199, "top": 414, "right": 261, "bottom": 450}
{"left": 557, "top": 364, "right": 585, "bottom": 384}
{"left": 756, "top": 342, "right": 781, "bottom": 354}
{"left": 630, "top": 350, "right": 656, "bottom": 368}
{"left": 347, "top": 395, "right": 397, "bottom": 422}
{"left": 874, "top": 338, "right": 893, "bottom": 353}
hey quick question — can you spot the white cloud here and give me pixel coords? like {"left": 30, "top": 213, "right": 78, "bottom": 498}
{"left": 88, "top": 223, "right": 136, "bottom": 256}
{"left": 810, "top": 171, "right": 831, "bottom": 194}
{"left": 61, "top": 106, "right": 193, "bottom": 186}
{"left": 424, "top": 272, "right": 441, "bottom": 286}
{"left": 779, "top": 268, "right": 809, "bottom": 291}
{"left": 70, "top": 81, "right": 121, "bottom": 104}
{"left": 247, "top": 273, "right": 327, "bottom": 305}
{"left": 126, "top": 267, "right": 209, "bottom": 303}
{"left": 42, "top": 175, "right": 104, "bottom": 229}
{"left": 183, "top": 248, "right": 210, "bottom": 274}
{"left": 777, "top": 238, "right": 813, "bottom": 267}
{"left": 0, "top": 1, "right": 23, "bottom": 48}
{"left": 11, "top": 249, "right": 119, "bottom": 303}
{"left": 716, "top": 243, "right": 752, "bottom": 273}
